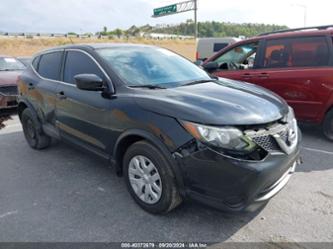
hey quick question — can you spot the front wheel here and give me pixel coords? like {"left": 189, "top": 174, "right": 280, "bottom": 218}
{"left": 323, "top": 109, "right": 333, "bottom": 141}
{"left": 123, "top": 141, "right": 182, "bottom": 214}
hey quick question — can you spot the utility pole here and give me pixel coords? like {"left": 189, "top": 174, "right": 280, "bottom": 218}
{"left": 292, "top": 3, "right": 307, "bottom": 27}
{"left": 194, "top": 0, "right": 198, "bottom": 39}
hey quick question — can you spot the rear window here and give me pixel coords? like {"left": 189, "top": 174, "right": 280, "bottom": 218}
{"left": 38, "top": 52, "right": 62, "bottom": 80}
{"left": 213, "top": 43, "right": 228, "bottom": 52}
{"left": 263, "top": 36, "right": 329, "bottom": 68}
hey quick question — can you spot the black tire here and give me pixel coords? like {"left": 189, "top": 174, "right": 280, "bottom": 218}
{"left": 21, "top": 108, "right": 51, "bottom": 150}
{"left": 323, "top": 109, "right": 333, "bottom": 141}
{"left": 123, "top": 140, "right": 182, "bottom": 214}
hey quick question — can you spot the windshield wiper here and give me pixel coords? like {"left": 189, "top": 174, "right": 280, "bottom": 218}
{"left": 181, "top": 79, "right": 217, "bottom": 87}
{"left": 128, "top": 84, "right": 166, "bottom": 89}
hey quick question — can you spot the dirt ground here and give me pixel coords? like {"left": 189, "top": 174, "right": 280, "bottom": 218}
{"left": 0, "top": 37, "right": 196, "bottom": 60}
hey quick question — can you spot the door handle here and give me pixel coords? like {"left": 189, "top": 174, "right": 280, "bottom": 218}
{"left": 241, "top": 73, "right": 252, "bottom": 79}
{"left": 56, "top": 91, "right": 67, "bottom": 100}
{"left": 258, "top": 73, "right": 269, "bottom": 79}
{"left": 28, "top": 83, "right": 35, "bottom": 90}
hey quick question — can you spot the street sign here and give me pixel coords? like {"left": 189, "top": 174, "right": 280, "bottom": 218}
{"left": 152, "top": 0, "right": 198, "bottom": 38}
{"left": 153, "top": 4, "right": 177, "bottom": 17}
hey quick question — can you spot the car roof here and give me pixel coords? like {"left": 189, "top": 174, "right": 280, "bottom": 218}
{"left": 255, "top": 29, "right": 333, "bottom": 40}
{"left": 213, "top": 27, "right": 333, "bottom": 50}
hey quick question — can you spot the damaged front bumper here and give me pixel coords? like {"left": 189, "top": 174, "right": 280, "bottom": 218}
{"left": 173, "top": 139, "right": 301, "bottom": 212}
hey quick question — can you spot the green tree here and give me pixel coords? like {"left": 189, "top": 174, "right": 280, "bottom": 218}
{"left": 114, "top": 28, "right": 123, "bottom": 38}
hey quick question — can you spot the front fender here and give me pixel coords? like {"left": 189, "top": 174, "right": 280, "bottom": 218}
{"left": 112, "top": 129, "right": 186, "bottom": 195}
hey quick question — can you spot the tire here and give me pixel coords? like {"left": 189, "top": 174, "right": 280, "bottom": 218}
{"left": 21, "top": 108, "right": 51, "bottom": 150}
{"left": 123, "top": 140, "right": 182, "bottom": 214}
{"left": 323, "top": 109, "right": 333, "bottom": 141}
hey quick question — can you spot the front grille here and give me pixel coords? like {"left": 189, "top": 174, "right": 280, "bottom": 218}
{"left": 245, "top": 123, "right": 289, "bottom": 153}
{"left": 251, "top": 135, "right": 280, "bottom": 151}
{"left": 0, "top": 85, "right": 18, "bottom": 96}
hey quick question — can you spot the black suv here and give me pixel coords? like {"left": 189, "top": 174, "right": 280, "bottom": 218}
{"left": 17, "top": 44, "right": 301, "bottom": 214}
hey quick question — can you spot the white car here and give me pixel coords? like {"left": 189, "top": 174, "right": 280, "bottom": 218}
{"left": 196, "top": 37, "right": 241, "bottom": 61}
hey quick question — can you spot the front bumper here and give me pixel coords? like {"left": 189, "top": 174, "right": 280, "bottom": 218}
{"left": 0, "top": 94, "right": 18, "bottom": 109}
{"left": 176, "top": 141, "right": 301, "bottom": 212}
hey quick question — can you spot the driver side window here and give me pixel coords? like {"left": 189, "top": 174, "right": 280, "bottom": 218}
{"left": 214, "top": 42, "right": 258, "bottom": 70}
{"left": 63, "top": 51, "right": 105, "bottom": 84}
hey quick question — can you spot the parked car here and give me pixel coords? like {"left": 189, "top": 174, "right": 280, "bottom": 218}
{"left": 0, "top": 55, "right": 26, "bottom": 110}
{"left": 17, "top": 44, "right": 301, "bottom": 214}
{"left": 201, "top": 25, "right": 333, "bottom": 141}
{"left": 16, "top": 56, "right": 31, "bottom": 67}
{"left": 196, "top": 37, "right": 241, "bottom": 61}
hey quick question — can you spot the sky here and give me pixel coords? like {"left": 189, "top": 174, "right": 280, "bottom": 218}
{"left": 0, "top": 0, "right": 332, "bottom": 33}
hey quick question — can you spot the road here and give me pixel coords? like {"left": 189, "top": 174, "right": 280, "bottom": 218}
{"left": 0, "top": 115, "right": 332, "bottom": 243}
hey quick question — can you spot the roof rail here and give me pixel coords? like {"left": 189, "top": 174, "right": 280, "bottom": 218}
{"left": 259, "top": 25, "right": 333, "bottom": 36}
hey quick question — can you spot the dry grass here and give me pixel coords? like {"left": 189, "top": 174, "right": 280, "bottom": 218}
{"left": 0, "top": 37, "right": 196, "bottom": 60}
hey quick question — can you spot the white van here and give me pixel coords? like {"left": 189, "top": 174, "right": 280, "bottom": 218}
{"left": 196, "top": 37, "right": 241, "bottom": 61}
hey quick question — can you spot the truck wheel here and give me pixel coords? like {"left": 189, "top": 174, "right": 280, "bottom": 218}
{"left": 323, "top": 109, "right": 333, "bottom": 141}
{"left": 123, "top": 140, "right": 182, "bottom": 214}
{"left": 21, "top": 108, "right": 51, "bottom": 149}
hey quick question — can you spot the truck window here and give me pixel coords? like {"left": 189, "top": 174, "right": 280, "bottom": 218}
{"left": 213, "top": 43, "right": 228, "bottom": 52}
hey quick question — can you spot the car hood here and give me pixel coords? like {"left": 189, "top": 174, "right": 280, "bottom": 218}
{"left": 134, "top": 78, "right": 289, "bottom": 126}
{"left": 0, "top": 71, "right": 21, "bottom": 86}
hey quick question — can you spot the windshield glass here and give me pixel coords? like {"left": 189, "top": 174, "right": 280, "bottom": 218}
{"left": 97, "top": 47, "right": 211, "bottom": 87}
{"left": 0, "top": 57, "right": 26, "bottom": 71}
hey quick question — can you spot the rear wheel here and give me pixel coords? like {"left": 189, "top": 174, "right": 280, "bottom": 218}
{"left": 21, "top": 108, "right": 51, "bottom": 149}
{"left": 323, "top": 109, "right": 333, "bottom": 141}
{"left": 123, "top": 141, "right": 182, "bottom": 214}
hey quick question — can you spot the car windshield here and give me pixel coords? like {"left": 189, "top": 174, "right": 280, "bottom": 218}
{"left": 0, "top": 57, "right": 26, "bottom": 71}
{"left": 97, "top": 46, "right": 211, "bottom": 87}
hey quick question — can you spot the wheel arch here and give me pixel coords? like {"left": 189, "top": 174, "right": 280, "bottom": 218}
{"left": 17, "top": 102, "right": 28, "bottom": 120}
{"left": 112, "top": 129, "right": 185, "bottom": 193}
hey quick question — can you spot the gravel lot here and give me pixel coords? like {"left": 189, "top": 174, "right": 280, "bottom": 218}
{"left": 0, "top": 115, "right": 332, "bottom": 243}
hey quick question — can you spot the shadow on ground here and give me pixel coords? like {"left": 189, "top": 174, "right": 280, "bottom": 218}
{"left": 0, "top": 131, "right": 260, "bottom": 242}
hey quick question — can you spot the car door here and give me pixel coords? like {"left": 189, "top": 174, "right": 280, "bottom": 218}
{"left": 29, "top": 51, "right": 63, "bottom": 126}
{"left": 55, "top": 49, "right": 113, "bottom": 156}
{"left": 253, "top": 36, "right": 333, "bottom": 122}
{"left": 209, "top": 41, "right": 261, "bottom": 82}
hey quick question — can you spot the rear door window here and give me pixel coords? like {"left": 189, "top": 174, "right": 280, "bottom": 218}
{"left": 263, "top": 36, "right": 329, "bottom": 68}
{"left": 63, "top": 51, "right": 104, "bottom": 84}
{"left": 38, "top": 52, "right": 63, "bottom": 80}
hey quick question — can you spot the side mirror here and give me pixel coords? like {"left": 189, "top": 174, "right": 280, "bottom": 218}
{"left": 202, "top": 61, "right": 219, "bottom": 72}
{"left": 74, "top": 74, "right": 104, "bottom": 91}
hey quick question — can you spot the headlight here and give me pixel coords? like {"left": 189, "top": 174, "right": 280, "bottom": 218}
{"left": 287, "top": 106, "right": 296, "bottom": 123}
{"left": 181, "top": 121, "right": 256, "bottom": 152}
{"left": 286, "top": 106, "right": 298, "bottom": 144}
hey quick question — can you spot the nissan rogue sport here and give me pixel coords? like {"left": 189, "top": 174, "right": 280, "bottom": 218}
{"left": 17, "top": 44, "right": 301, "bottom": 214}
